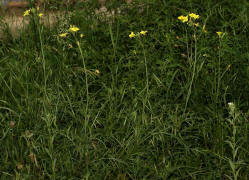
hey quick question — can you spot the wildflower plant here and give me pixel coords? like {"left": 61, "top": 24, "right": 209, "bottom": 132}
{"left": 129, "top": 30, "right": 149, "bottom": 124}
{"left": 1, "top": 1, "right": 249, "bottom": 179}
{"left": 225, "top": 102, "right": 244, "bottom": 180}
{"left": 177, "top": 13, "right": 201, "bottom": 112}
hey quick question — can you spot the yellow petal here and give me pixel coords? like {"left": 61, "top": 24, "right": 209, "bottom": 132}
{"left": 23, "top": 9, "right": 30, "bottom": 16}
{"left": 129, "top": 32, "right": 136, "bottom": 38}
{"left": 59, "top": 33, "right": 68, "bottom": 37}
{"left": 140, "top": 30, "right": 148, "bottom": 35}
{"left": 216, "top": 31, "right": 223, "bottom": 37}
{"left": 178, "top": 15, "right": 188, "bottom": 23}
{"left": 189, "top": 13, "right": 199, "bottom": 19}
{"left": 69, "top": 25, "right": 80, "bottom": 32}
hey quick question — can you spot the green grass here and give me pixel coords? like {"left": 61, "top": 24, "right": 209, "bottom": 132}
{"left": 0, "top": 0, "right": 249, "bottom": 179}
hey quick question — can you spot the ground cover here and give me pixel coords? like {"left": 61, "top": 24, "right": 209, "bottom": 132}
{"left": 0, "top": 0, "right": 249, "bottom": 179}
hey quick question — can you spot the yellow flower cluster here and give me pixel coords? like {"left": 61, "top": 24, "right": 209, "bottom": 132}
{"left": 178, "top": 15, "right": 188, "bottom": 23}
{"left": 129, "top": 30, "right": 148, "bottom": 38}
{"left": 23, "top": 7, "right": 43, "bottom": 18}
{"left": 178, "top": 13, "right": 199, "bottom": 23}
{"left": 188, "top": 13, "right": 199, "bottom": 19}
{"left": 23, "top": 9, "right": 31, "bottom": 16}
{"left": 59, "top": 25, "right": 81, "bottom": 38}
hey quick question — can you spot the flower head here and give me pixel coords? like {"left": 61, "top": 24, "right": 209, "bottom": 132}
{"left": 178, "top": 15, "right": 188, "bottom": 23}
{"left": 140, "top": 30, "right": 148, "bottom": 36}
{"left": 129, "top": 32, "right": 136, "bottom": 38}
{"left": 69, "top": 25, "right": 80, "bottom": 32}
{"left": 189, "top": 13, "right": 199, "bottom": 19}
{"left": 59, "top": 33, "right": 68, "bottom": 38}
{"left": 80, "top": 34, "right": 84, "bottom": 38}
{"left": 38, "top": 13, "right": 43, "bottom": 17}
{"left": 23, "top": 9, "right": 31, "bottom": 16}
{"left": 228, "top": 102, "right": 235, "bottom": 114}
{"left": 216, "top": 31, "right": 223, "bottom": 37}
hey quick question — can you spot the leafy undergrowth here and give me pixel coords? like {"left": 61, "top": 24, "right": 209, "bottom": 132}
{"left": 0, "top": 0, "right": 249, "bottom": 179}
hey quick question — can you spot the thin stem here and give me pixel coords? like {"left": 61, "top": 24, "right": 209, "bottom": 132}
{"left": 139, "top": 39, "right": 149, "bottom": 96}
{"left": 184, "top": 31, "right": 197, "bottom": 113}
{"left": 217, "top": 39, "right": 221, "bottom": 104}
{"left": 77, "top": 41, "right": 89, "bottom": 133}
{"left": 38, "top": 18, "right": 48, "bottom": 107}
{"left": 139, "top": 38, "right": 149, "bottom": 125}
{"left": 217, "top": 38, "right": 224, "bottom": 157}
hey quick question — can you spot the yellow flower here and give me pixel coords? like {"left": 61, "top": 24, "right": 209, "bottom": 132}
{"left": 80, "top": 34, "right": 84, "bottom": 38}
{"left": 178, "top": 15, "right": 188, "bottom": 23}
{"left": 189, "top": 13, "right": 199, "bottom": 19}
{"left": 129, "top": 32, "right": 136, "bottom": 38}
{"left": 69, "top": 25, "right": 80, "bottom": 32}
{"left": 69, "top": 44, "right": 73, "bottom": 48}
{"left": 95, "top": 69, "right": 100, "bottom": 74}
{"left": 140, "top": 30, "right": 148, "bottom": 36}
{"left": 59, "top": 33, "right": 68, "bottom": 38}
{"left": 194, "top": 23, "right": 199, "bottom": 27}
{"left": 23, "top": 9, "right": 31, "bottom": 16}
{"left": 38, "top": 13, "right": 43, "bottom": 17}
{"left": 216, "top": 31, "right": 223, "bottom": 37}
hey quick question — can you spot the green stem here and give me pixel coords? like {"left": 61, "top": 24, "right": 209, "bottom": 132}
{"left": 139, "top": 38, "right": 149, "bottom": 125}
{"left": 184, "top": 32, "right": 197, "bottom": 113}
{"left": 139, "top": 39, "right": 149, "bottom": 96}
{"left": 38, "top": 19, "right": 48, "bottom": 107}
{"left": 77, "top": 41, "right": 89, "bottom": 133}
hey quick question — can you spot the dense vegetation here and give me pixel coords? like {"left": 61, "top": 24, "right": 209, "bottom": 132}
{"left": 0, "top": 0, "right": 249, "bottom": 179}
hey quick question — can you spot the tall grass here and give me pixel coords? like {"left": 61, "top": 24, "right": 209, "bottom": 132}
{"left": 0, "top": 0, "right": 249, "bottom": 179}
